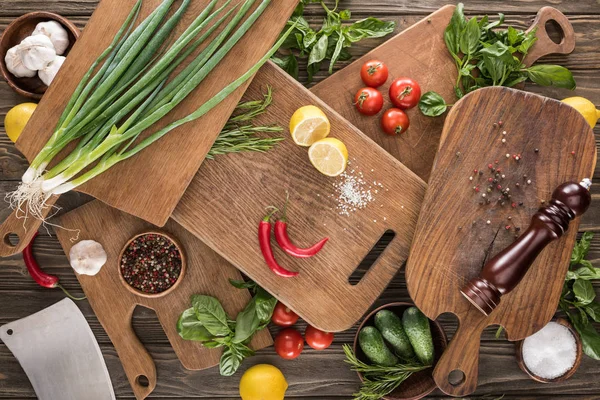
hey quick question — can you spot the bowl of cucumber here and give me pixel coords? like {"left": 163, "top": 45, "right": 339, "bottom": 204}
{"left": 352, "top": 302, "right": 448, "bottom": 400}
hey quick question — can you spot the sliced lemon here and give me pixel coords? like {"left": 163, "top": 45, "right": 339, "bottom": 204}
{"left": 308, "top": 137, "right": 348, "bottom": 177}
{"left": 289, "top": 105, "right": 330, "bottom": 146}
{"left": 5, "top": 103, "right": 37, "bottom": 143}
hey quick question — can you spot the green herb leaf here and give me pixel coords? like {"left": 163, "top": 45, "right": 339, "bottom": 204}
{"left": 571, "top": 311, "right": 600, "bottom": 360}
{"left": 483, "top": 13, "right": 504, "bottom": 31}
{"left": 526, "top": 64, "right": 576, "bottom": 90}
{"left": 232, "top": 299, "right": 260, "bottom": 343}
{"left": 271, "top": 53, "right": 299, "bottom": 79}
{"left": 459, "top": 17, "right": 481, "bottom": 55}
{"left": 585, "top": 302, "right": 600, "bottom": 323}
{"left": 219, "top": 345, "right": 243, "bottom": 376}
{"left": 176, "top": 307, "right": 215, "bottom": 342}
{"left": 418, "top": 91, "right": 450, "bottom": 117}
{"left": 191, "top": 295, "right": 231, "bottom": 337}
{"left": 444, "top": 3, "right": 466, "bottom": 56}
{"left": 517, "top": 28, "right": 537, "bottom": 55}
{"left": 346, "top": 17, "right": 395, "bottom": 42}
{"left": 340, "top": 9, "right": 351, "bottom": 20}
{"left": 329, "top": 31, "right": 346, "bottom": 73}
{"left": 308, "top": 34, "right": 329, "bottom": 66}
{"left": 229, "top": 278, "right": 258, "bottom": 290}
{"left": 572, "top": 232, "right": 594, "bottom": 265}
{"left": 574, "top": 279, "right": 596, "bottom": 306}
{"left": 506, "top": 26, "right": 519, "bottom": 46}
{"left": 254, "top": 287, "right": 277, "bottom": 324}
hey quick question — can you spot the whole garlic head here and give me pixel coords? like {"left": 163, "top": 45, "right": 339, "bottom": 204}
{"left": 4, "top": 45, "right": 36, "bottom": 78}
{"left": 39, "top": 55, "right": 65, "bottom": 86}
{"left": 69, "top": 240, "right": 107, "bottom": 276}
{"left": 16, "top": 34, "right": 56, "bottom": 71}
{"left": 32, "top": 20, "right": 70, "bottom": 55}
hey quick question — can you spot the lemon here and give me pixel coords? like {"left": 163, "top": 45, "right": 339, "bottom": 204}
{"left": 239, "top": 364, "right": 288, "bottom": 400}
{"left": 289, "top": 105, "right": 330, "bottom": 146}
{"left": 561, "top": 96, "right": 600, "bottom": 129}
{"left": 4, "top": 103, "right": 37, "bottom": 143}
{"left": 308, "top": 137, "right": 348, "bottom": 177}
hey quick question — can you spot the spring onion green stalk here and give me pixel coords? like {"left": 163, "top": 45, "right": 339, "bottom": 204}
{"left": 10, "top": 0, "right": 294, "bottom": 222}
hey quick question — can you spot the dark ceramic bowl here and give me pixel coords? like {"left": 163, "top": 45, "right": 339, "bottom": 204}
{"left": 0, "top": 12, "right": 80, "bottom": 99}
{"left": 353, "top": 302, "right": 448, "bottom": 400}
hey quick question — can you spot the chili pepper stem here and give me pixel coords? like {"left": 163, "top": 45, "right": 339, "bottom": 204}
{"left": 263, "top": 206, "right": 279, "bottom": 222}
{"left": 280, "top": 191, "right": 290, "bottom": 222}
{"left": 56, "top": 283, "right": 87, "bottom": 301}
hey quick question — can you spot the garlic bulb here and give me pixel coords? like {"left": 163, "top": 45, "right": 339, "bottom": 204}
{"left": 16, "top": 35, "right": 56, "bottom": 71}
{"left": 32, "top": 20, "right": 70, "bottom": 55}
{"left": 39, "top": 55, "right": 65, "bottom": 86}
{"left": 69, "top": 240, "right": 107, "bottom": 276}
{"left": 4, "top": 45, "right": 36, "bottom": 78}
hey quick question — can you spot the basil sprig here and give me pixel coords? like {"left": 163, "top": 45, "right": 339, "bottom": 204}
{"left": 419, "top": 3, "right": 576, "bottom": 117}
{"left": 272, "top": 0, "right": 395, "bottom": 83}
{"left": 560, "top": 232, "right": 600, "bottom": 360}
{"left": 177, "top": 280, "right": 277, "bottom": 376}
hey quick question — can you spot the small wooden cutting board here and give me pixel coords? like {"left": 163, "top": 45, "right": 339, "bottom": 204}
{"left": 55, "top": 200, "right": 272, "bottom": 400}
{"left": 405, "top": 87, "right": 596, "bottom": 397}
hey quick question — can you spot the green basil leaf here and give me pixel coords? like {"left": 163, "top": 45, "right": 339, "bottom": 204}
{"left": 479, "top": 41, "right": 514, "bottom": 65}
{"left": 232, "top": 299, "right": 260, "bottom": 344}
{"left": 585, "top": 302, "right": 600, "bottom": 323}
{"left": 570, "top": 266, "right": 600, "bottom": 281}
{"left": 191, "top": 295, "right": 230, "bottom": 336}
{"left": 255, "top": 287, "right": 277, "bottom": 324}
{"left": 418, "top": 91, "right": 449, "bottom": 117}
{"left": 340, "top": 9, "right": 351, "bottom": 20}
{"left": 329, "top": 31, "right": 346, "bottom": 73}
{"left": 481, "top": 54, "right": 506, "bottom": 85}
{"left": 346, "top": 17, "right": 395, "bottom": 42}
{"left": 176, "top": 307, "right": 215, "bottom": 342}
{"left": 228, "top": 278, "right": 257, "bottom": 290}
{"left": 202, "top": 340, "right": 223, "bottom": 349}
{"left": 572, "top": 313, "right": 600, "bottom": 360}
{"left": 235, "top": 342, "right": 255, "bottom": 358}
{"left": 459, "top": 17, "right": 481, "bottom": 55}
{"left": 271, "top": 54, "right": 299, "bottom": 80}
{"left": 506, "top": 26, "right": 519, "bottom": 46}
{"left": 219, "top": 346, "right": 244, "bottom": 376}
{"left": 517, "top": 28, "right": 537, "bottom": 55}
{"left": 504, "top": 75, "right": 528, "bottom": 87}
{"left": 574, "top": 280, "right": 596, "bottom": 306}
{"left": 483, "top": 13, "right": 504, "bottom": 30}
{"left": 307, "top": 61, "right": 321, "bottom": 84}
{"left": 308, "top": 34, "right": 329, "bottom": 66}
{"left": 526, "top": 64, "right": 576, "bottom": 90}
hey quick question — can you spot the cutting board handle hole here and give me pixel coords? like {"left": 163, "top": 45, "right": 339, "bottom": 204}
{"left": 3, "top": 233, "right": 19, "bottom": 248}
{"left": 447, "top": 369, "right": 465, "bottom": 386}
{"left": 136, "top": 375, "right": 149, "bottom": 387}
{"left": 6, "top": 329, "right": 13, "bottom": 336}
{"left": 348, "top": 230, "right": 395, "bottom": 286}
{"left": 545, "top": 20, "right": 564, "bottom": 45}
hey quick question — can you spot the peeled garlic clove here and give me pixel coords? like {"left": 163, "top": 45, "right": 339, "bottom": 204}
{"left": 4, "top": 45, "right": 36, "bottom": 78}
{"left": 69, "top": 240, "right": 107, "bottom": 276}
{"left": 39, "top": 55, "right": 65, "bottom": 86}
{"left": 32, "top": 20, "right": 70, "bottom": 55}
{"left": 17, "top": 34, "right": 56, "bottom": 71}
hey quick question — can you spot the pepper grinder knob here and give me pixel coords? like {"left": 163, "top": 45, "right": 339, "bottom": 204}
{"left": 461, "top": 180, "right": 592, "bottom": 316}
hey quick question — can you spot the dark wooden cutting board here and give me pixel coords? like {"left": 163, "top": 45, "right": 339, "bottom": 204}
{"left": 55, "top": 200, "right": 272, "bottom": 400}
{"left": 405, "top": 87, "right": 596, "bottom": 397}
{"left": 0, "top": 0, "right": 298, "bottom": 256}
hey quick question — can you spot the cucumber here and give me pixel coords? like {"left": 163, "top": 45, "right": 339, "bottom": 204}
{"left": 358, "top": 326, "right": 398, "bottom": 367}
{"left": 402, "top": 306, "right": 434, "bottom": 365}
{"left": 374, "top": 310, "right": 415, "bottom": 360}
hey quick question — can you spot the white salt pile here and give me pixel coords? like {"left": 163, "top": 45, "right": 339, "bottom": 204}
{"left": 522, "top": 321, "right": 577, "bottom": 380}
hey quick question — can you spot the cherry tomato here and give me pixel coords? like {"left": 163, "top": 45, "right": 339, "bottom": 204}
{"left": 274, "top": 328, "right": 304, "bottom": 360}
{"left": 389, "top": 77, "right": 421, "bottom": 109}
{"left": 271, "top": 301, "right": 299, "bottom": 327}
{"left": 304, "top": 325, "right": 334, "bottom": 350}
{"left": 381, "top": 108, "right": 410, "bottom": 135}
{"left": 354, "top": 87, "right": 383, "bottom": 116}
{"left": 360, "top": 60, "right": 389, "bottom": 88}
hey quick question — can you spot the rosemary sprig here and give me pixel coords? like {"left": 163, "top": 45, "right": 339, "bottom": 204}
{"left": 208, "top": 85, "right": 283, "bottom": 159}
{"left": 343, "top": 344, "right": 430, "bottom": 400}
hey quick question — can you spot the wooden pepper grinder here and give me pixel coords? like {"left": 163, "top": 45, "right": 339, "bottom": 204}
{"left": 461, "top": 179, "right": 592, "bottom": 316}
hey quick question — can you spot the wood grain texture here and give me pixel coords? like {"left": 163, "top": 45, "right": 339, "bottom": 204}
{"left": 311, "top": 7, "right": 576, "bottom": 183}
{"left": 405, "top": 87, "right": 597, "bottom": 397}
{"left": 11, "top": 0, "right": 298, "bottom": 229}
{"left": 172, "top": 61, "right": 427, "bottom": 333}
{"left": 54, "top": 200, "right": 272, "bottom": 400}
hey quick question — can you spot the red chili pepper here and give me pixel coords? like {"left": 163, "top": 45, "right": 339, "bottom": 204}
{"left": 23, "top": 233, "right": 86, "bottom": 301}
{"left": 275, "top": 221, "right": 328, "bottom": 258}
{"left": 259, "top": 210, "right": 298, "bottom": 278}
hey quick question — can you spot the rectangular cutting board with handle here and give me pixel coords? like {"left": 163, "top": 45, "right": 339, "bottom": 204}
{"left": 405, "top": 87, "right": 596, "bottom": 397}
{"left": 311, "top": 6, "right": 576, "bottom": 182}
{"left": 0, "top": 0, "right": 298, "bottom": 256}
{"left": 54, "top": 200, "right": 272, "bottom": 400}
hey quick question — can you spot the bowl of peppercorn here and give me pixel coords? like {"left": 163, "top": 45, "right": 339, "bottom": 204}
{"left": 118, "top": 231, "right": 186, "bottom": 298}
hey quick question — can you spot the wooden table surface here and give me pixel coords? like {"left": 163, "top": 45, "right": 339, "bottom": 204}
{"left": 0, "top": 1, "right": 599, "bottom": 399}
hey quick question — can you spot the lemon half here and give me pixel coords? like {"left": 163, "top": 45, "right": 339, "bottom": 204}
{"left": 308, "top": 137, "right": 348, "bottom": 177}
{"left": 289, "top": 105, "right": 330, "bottom": 146}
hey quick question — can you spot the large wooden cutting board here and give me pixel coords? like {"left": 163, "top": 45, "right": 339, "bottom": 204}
{"left": 311, "top": 6, "right": 576, "bottom": 182}
{"left": 0, "top": 0, "right": 298, "bottom": 255}
{"left": 171, "top": 61, "right": 427, "bottom": 333}
{"left": 55, "top": 200, "right": 272, "bottom": 400}
{"left": 405, "top": 87, "right": 596, "bottom": 397}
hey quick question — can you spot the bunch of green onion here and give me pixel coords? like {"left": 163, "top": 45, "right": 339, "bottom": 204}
{"left": 9, "top": 0, "right": 293, "bottom": 220}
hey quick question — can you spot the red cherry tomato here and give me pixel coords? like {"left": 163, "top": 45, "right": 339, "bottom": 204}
{"left": 381, "top": 108, "right": 410, "bottom": 135}
{"left": 274, "top": 328, "right": 304, "bottom": 360}
{"left": 271, "top": 302, "right": 299, "bottom": 327}
{"left": 354, "top": 87, "right": 383, "bottom": 116}
{"left": 304, "top": 325, "right": 334, "bottom": 350}
{"left": 389, "top": 77, "right": 421, "bottom": 109}
{"left": 360, "top": 60, "right": 389, "bottom": 88}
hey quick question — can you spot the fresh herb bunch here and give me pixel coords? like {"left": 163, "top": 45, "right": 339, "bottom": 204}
{"left": 559, "top": 232, "right": 600, "bottom": 360}
{"left": 343, "top": 344, "right": 429, "bottom": 400}
{"left": 207, "top": 86, "right": 283, "bottom": 159}
{"left": 177, "top": 279, "right": 277, "bottom": 376}
{"left": 272, "top": 0, "right": 395, "bottom": 83}
{"left": 419, "top": 3, "right": 576, "bottom": 117}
